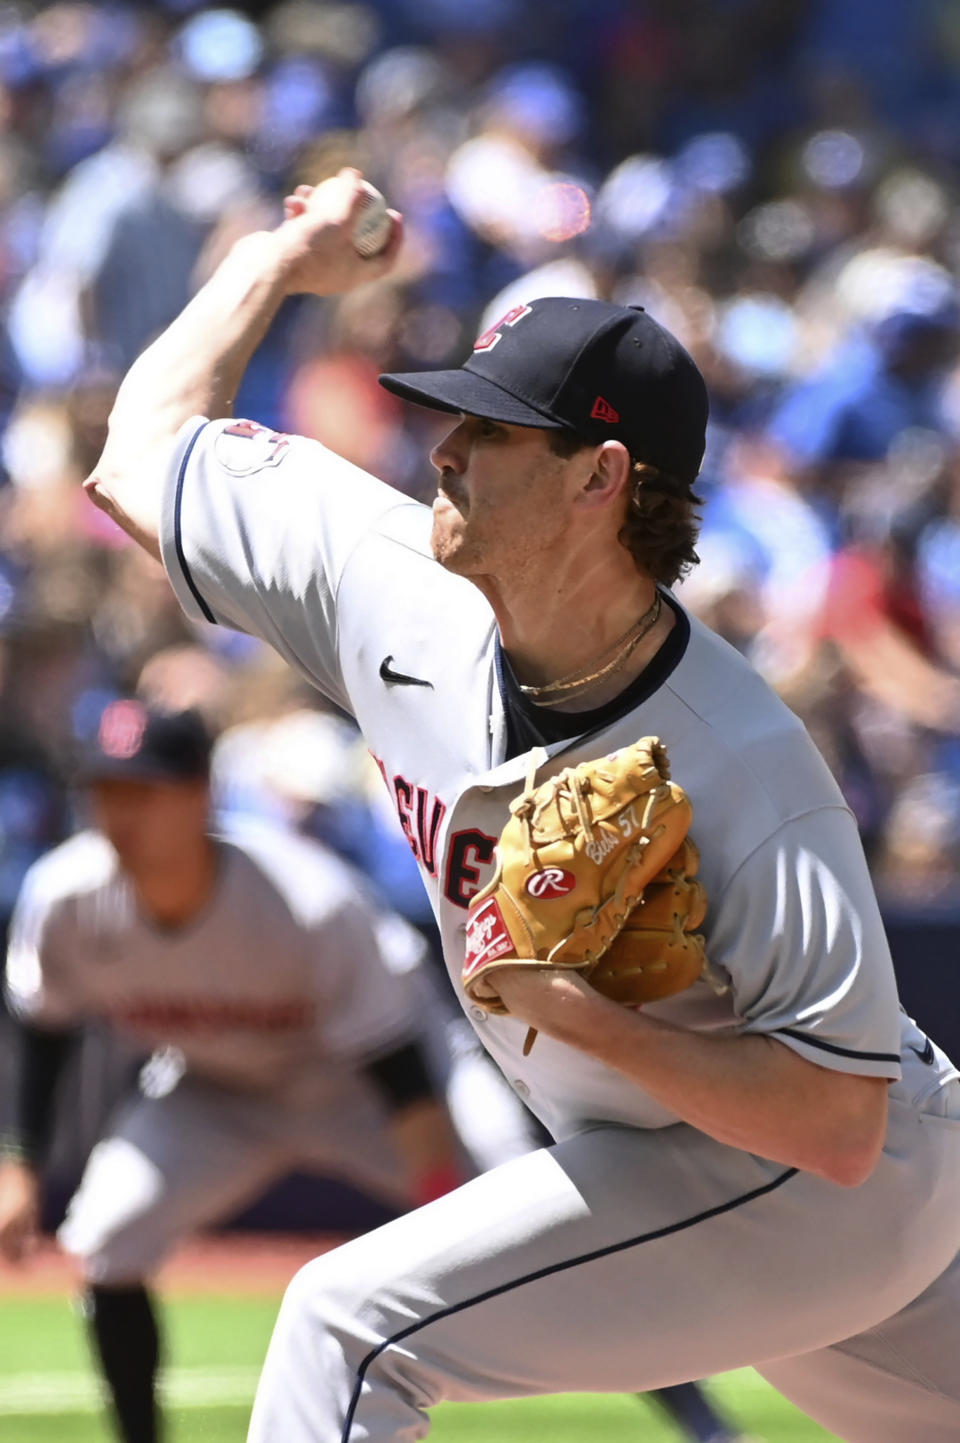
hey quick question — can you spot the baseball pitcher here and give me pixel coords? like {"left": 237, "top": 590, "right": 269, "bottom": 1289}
{"left": 80, "top": 170, "right": 960, "bottom": 1443}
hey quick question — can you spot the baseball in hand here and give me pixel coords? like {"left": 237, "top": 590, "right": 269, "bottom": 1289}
{"left": 352, "top": 181, "right": 393, "bottom": 258}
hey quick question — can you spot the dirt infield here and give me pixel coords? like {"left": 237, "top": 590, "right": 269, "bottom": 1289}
{"left": 0, "top": 1231, "right": 345, "bottom": 1297}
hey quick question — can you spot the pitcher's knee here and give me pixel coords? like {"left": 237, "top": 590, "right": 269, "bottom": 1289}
{"left": 281, "top": 1247, "right": 379, "bottom": 1330}
{"left": 276, "top": 1245, "right": 413, "bottom": 1368}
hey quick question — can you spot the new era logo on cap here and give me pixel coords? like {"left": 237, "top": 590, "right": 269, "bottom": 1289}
{"left": 590, "top": 395, "right": 620, "bottom": 424}
{"left": 379, "top": 297, "right": 709, "bottom": 484}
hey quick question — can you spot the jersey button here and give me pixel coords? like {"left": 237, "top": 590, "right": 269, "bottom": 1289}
{"left": 469, "top": 1007, "right": 487, "bottom": 1023}
{"left": 512, "top": 1079, "right": 530, "bottom": 1097}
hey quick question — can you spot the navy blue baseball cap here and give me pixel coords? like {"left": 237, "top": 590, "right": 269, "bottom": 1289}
{"left": 379, "top": 297, "right": 709, "bottom": 484}
{"left": 76, "top": 701, "right": 212, "bottom": 783}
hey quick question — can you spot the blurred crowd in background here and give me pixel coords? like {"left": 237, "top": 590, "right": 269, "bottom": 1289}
{"left": 2, "top": 0, "right": 960, "bottom": 952}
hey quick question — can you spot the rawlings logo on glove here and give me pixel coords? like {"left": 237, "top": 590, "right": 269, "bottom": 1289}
{"left": 525, "top": 868, "right": 576, "bottom": 898}
{"left": 464, "top": 899, "right": 515, "bottom": 974}
{"left": 463, "top": 737, "right": 707, "bottom": 1051}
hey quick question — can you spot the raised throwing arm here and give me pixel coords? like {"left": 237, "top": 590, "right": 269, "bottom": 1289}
{"left": 84, "top": 170, "right": 402, "bottom": 560}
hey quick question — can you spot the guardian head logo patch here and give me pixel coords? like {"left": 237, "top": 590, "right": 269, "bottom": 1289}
{"left": 215, "top": 420, "right": 290, "bottom": 476}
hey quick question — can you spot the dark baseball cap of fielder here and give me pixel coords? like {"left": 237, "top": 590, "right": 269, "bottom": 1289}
{"left": 76, "top": 700, "right": 212, "bottom": 783}
{"left": 379, "top": 297, "right": 709, "bottom": 484}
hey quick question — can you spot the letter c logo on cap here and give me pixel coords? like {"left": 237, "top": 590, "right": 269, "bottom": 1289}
{"left": 474, "top": 304, "right": 533, "bottom": 353}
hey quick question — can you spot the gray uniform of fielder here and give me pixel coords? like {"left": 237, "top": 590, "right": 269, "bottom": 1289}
{"left": 159, "top": 413, "right": 960, "bottom": 1442}
{"left": 5, "top": 817, "right": 435, "bottom": 1282}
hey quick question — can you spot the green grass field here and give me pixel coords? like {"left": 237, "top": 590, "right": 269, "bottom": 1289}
{"left": 0, "top": 1294, "right": 840, "bottom": 1442}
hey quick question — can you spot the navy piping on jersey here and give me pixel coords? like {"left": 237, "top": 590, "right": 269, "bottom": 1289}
{"left": 340, "top": 1163, "right": 799, "bottom": 1441}
{"left": 496, "top": 589, "right": 691, "bottom": 762}
{"left": 777, "top": 1028, "right": 900, "bottom": 1066}
{"left": 174, "top": 422, "right": 217, "bottom": 625}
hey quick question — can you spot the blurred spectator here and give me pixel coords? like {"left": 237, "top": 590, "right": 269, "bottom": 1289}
{"left": 9, "top": 64, "right": 208, "bottom": 383}
{"left": 915, "top": 450, "right": 960, "bottom": 674}
{"left": 768, "top": 257, "right": 960, "bottom": 477}
{"left": 872, "top": 774, "right": 960, "bottom": 908}
{"left": 212, "top": 701, "right": 439, "bottom": 932}
{"left": 136, "top": 641, "right": 236, "bottom": 732}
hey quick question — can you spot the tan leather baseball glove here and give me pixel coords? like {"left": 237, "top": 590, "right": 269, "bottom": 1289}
{"left": 462, "top": 738, "right": 706, "bottom": 1049}
{"left": 588, "top": 836, "right": 707, "bottom": 1005}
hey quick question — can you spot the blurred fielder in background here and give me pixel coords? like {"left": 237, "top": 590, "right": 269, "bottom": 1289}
{"left": 0, "top": 699, "right": 464, "bottom": 1443}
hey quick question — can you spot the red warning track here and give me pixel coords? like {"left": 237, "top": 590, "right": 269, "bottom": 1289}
{"left": 0, "top": 1232, "right": 345, "bottom": 1297}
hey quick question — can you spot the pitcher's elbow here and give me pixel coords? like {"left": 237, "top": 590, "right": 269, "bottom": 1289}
{"left": 818, "top": 1113, "right": 886, "bottom": 1188}
{"left": 822, "top": 1143, "right": 881, "bottom": 1188}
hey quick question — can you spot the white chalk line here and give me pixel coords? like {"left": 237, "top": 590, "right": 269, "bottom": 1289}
{"left": 0, "top": 1365, "right": 261, "bottom": 1414}
{"left": 0, "top": 1364, "right": 770, "bottom": 1418}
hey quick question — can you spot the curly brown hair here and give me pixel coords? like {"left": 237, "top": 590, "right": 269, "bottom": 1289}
{"left": 546, "top": 429, "right": 702, "bottom": 586}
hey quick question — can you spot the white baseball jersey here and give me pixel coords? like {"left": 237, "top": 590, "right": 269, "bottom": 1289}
{"left": 155, "top": 417, "right": 932, "bottom": 1145}
{"left": 5, "top": 816, "right": 427, "bottom": 1108}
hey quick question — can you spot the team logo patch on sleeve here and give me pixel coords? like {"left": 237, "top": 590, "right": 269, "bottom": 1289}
{"left": 463, "top": 897, "right": 514, "bottom": 978}
{"left": 215, "top": 420, "right": 291, "bottom": 476}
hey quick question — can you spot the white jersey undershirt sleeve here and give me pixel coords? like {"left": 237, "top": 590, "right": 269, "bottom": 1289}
{"left": 158, "top": 416, "right": 424, "bottom": 712}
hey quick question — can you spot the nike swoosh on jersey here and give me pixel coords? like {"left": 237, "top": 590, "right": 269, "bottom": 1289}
{"left": 907, "top": 1036, "right": 935, "bottom": 1066}
{"left": 379, "top": 656, "right": 433, "bottom": 689}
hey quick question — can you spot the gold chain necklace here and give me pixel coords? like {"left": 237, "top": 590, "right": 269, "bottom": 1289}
{"left": 517, "top": 592, "right": 662, "bottom": 707}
